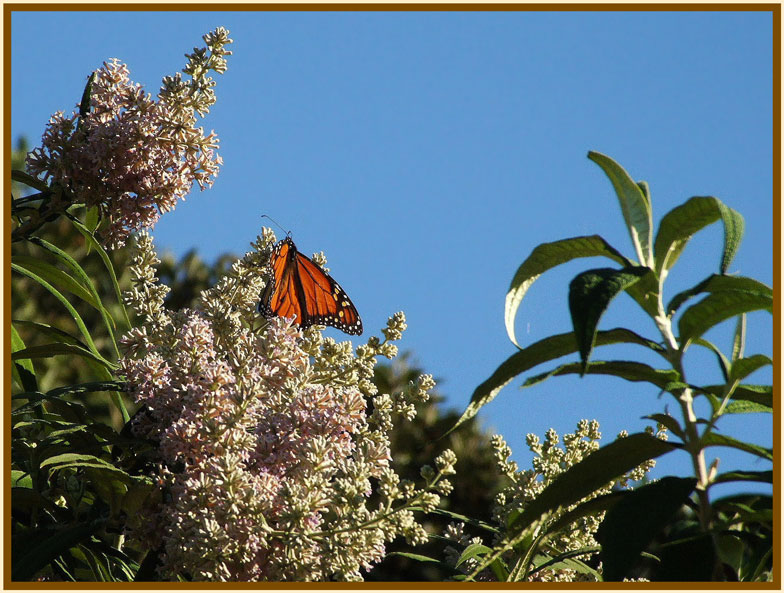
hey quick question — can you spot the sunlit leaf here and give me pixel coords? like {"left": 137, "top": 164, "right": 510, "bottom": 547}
{"left": 588, "top": 151, "right": 653, "bottom": 267}
{"left": 569, "top": 267, "right": 652, "bottom": 372}
{"left": 504, "top": 235, "right": 632, "bottom": 348}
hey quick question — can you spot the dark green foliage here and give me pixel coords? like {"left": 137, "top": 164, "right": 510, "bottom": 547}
{"left": 452, "top": 151, "right": 772, "bottom": 582}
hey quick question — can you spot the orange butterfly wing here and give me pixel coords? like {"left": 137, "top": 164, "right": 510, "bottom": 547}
{"left": 259, "top": 237, "right": 363, "bottom": 335}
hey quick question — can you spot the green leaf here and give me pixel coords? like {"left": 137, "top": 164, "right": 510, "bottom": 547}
{"left": 504, "top": 235, "right": 632, "bottom": 348}
{"left": 701, "top": 433, "right": 772, "bottom": 461}
{"left": 426, "top": 508, "right": 499, "bottom": 534}
{"left": 730, "top": 354, "right": 772, "bottom": 383}
{"left": 731, "top": 314, "right": 746, "bottom": 363}
{"left": 84, "top": 206, "right": 100, "bottom": 235}
{"left": 27, "top": 237, "right": 119, "bottom": 357}
{"left": 700, "top": 383, "right": 772, "bottom": 408}
{"left": 721, "top": 399, "right": 772, "bottom": 414}
{"left": 524, "top": 360, "right": 681, "bottom": 392}
{"left": 387, "top": 551, "right": 452, "bottom": 567}
{"left": 11, "top": 263, "right": 106, "bottom": 362}
{"left": 530, "top": 549, "right": 602, "bottom": 581}
{"left": 79, "top": 72, "right": 95, "bottom": 119}
{"left": 12, "top": 343, "right": 113, "bottom": 369}
{"left": 712, "top": 470, "right": 772, "bottom": 486}
{"left": 455, "top": 542, "right": 492, "bottom": 568}
{"left": 447, "top": 328, "right": 664, "bottom": 434}
{"left": 12, "top": 519, "right": 104, "bottom": 581}
{"left": 569, "top": 267, "right": 652, "bottom": 372}
{"left": 597, "top": 477, "right": 697, "bottom": 581}
{"left": 653, "top": 196, "right": 744, "bottom": 277}
{"left": 68, "top": 216, "right": 131, "bottom": 330}
{"left": 11, "top": 470, "right": 34, "bottom": 489}
{"left": 667, "top": 274, "right": 772, "bottom": 317}
{"left": 12, "top": 255, "right": 99, "bottom": 310}
{"left": 508, "top": 433, "right": 679, "bottom": 535}
{"left": 11, "top": 324, "right": 37, "bottom": 393}
{"left": 544, "top": 491, "right": 626, "bottom": 536}
{"left": 588, "top": 151, "right": 653, "bottom": 267}
{"left": 691, "top": 337, "right": 731, "bottom": 382}
{"left": 678, "top": 291, "right": 773, "bottom": 345}
{"left": 40, "top": 452, "right": 122, "bottom": 471}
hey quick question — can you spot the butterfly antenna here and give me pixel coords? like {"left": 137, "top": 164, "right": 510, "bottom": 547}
{"left": 261, "top": 214, "right": 291, "bottom": 237}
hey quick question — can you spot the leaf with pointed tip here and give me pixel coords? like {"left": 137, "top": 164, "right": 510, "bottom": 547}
{"left": 667, "top": 274, "right": 772, "bottom": 317}
{"left": 699, "top": 383, "right": 771, "bottom": 407}
{"left": 731, "top": 313, "right": 746, "bottom": 362}
{"left": 11, "top": 263, "right": 104, "bottom": 360}
{"left": 653, "top": 196, "right": 744, "bottom": 276}
{"left": 12, "top": 343, "right": 113, "bottom": 368}
{"left": 523, "top": 360, "right": 681, "bottom": 392}
{"left": 508, "top": 433, "right": 679, "bottom": 535}
{"left": 68, "top": 215, "right": 132, "bottom": 331}
{"left": 505, "top": 235, "right": 631, "bottom": 348}
{"left": 678, "top": 291, "right": 772, "bottom": 345}
{"left": 12, "top": 255, "right": 99, "bottom": 310}
{"left": 712, "top": 470, "right": 772, "bottom": 486}
{"left": 691, "top": 337, "right": 731, "bottom": 382}
{"left": 588, "top": 151, "right": 653, "bottom": 267}
{"left": 722, "top": 400, "right": 772, "bottom": 415}
{"left": 11, "top": 324, "right": 37, "bottom": 393}
{"left": 701, "top": 433, "right": 772, "bottom": 461}
{"left": 729, "top": 354, "right": 772, "bottom": 383}
{"left": 569, "top": 267, "right": 652, "bottom": 372}
{"left": 447, "top": 328, "right": 665, "bottom": 435}
{"left": 27, "top": 237, "right": 119, "bottom": 357}
{"left": 79, "top": 72, "right": 95, "bottom": 119}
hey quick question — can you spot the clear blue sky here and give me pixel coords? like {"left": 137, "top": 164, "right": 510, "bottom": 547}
{"left": 11, "top": 10, "right": 773, "bottom": 494}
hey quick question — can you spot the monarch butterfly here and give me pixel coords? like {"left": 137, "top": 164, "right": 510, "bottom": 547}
{"left": 258, "top": 236, "right": 363, "bottom": 335}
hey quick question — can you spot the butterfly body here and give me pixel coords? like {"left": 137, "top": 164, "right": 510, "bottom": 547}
{"left": 259, "top": 236, "right": 363, "bottom": 335}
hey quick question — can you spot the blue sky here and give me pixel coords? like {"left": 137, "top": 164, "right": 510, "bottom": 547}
{"left": 11, "top": 10, "right": 773, "bottom": 494}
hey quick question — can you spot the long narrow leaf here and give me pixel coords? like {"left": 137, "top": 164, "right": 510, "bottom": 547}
{"left": 588, "top": 151, "right": 653, "bottom": 267}
{"left": 699, "top": 383, "right": 772, "bottom": 408}
{"left": 678, "top": 291, "right": 772, "bottom": 345}
{"left": 11, "top": 263, "right": 104, "bottom": 360}
{"left": 12, "top": 343, "right": 113, "bottom": 369}
{"left": 68, "top": 217, "right": 131, "bottom": 330}
{"left": 505, "top": 235, "right": 632, "bottom": 348}
{"left": 692, "top": 337, "right": 731, "bottom": 382}
{"left": 701, "top": 433, "right": 773, "bottom": 461}
{"left": 730, "top": 354, "right": 772, "bottom": 383}
{"left": 12, "top": 255, "right": 99, "bottom": 309}
{"left": 28, "top": 237, "right": 119, "bottom": 358}
{"left": 447, "top": 328, "right": 665, "bottom": 434}
{"left": 712, "top": 470, "right": 772, "bottom": 486}
{"left": 668, "top": 274, "right": 772, "bottom": 317}
{"left": 523, "top": 360, "right": 681, "bottom": 392}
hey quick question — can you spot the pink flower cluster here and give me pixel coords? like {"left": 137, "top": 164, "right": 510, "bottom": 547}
{"left": 26, "top": 58, "right": 221, "bottom": 248}
{"left": 121, "top": 313, "right": 385, "bottom": 580}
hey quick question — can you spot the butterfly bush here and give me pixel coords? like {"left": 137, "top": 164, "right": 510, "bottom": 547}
{"left": 26, "top": 28, "right": 232, "bottom": 248}
{"left": 442, "top": 420, "right": 665, "bottom": 582}
{"left": 120, "top": 230, "right": 454, "bottom": 581}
